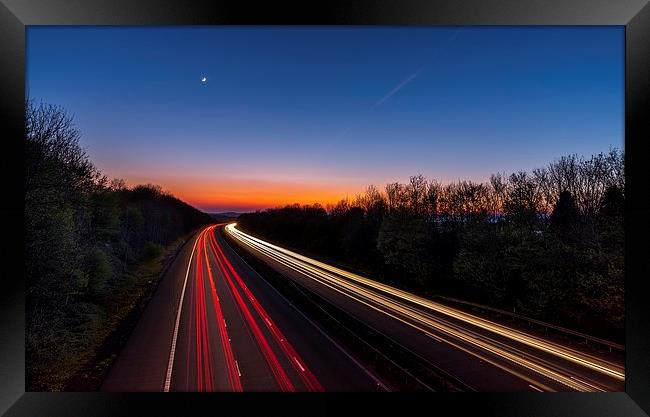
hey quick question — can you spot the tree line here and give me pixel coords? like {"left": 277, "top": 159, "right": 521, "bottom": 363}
{"left": 238, "top": 148, "right": 624, "bottom": 341}
{"left": 26, "top": 101, "right": 213, "bottom": 390}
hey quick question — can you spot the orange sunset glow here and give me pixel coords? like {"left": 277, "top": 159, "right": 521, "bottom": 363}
{"left": 121, "top": 175, "right": 367, "bottom": 212}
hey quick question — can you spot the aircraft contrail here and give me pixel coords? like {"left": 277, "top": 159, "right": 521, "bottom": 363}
{"left": 371, "top": 68, "right": 424, "bottom": 109}
{"left": 338, "top": 27, "right": 464, "bottom": 139}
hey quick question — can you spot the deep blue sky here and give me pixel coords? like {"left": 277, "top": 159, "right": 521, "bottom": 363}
{"left": 27, "top": 27, "right": 624, "bottom": 212}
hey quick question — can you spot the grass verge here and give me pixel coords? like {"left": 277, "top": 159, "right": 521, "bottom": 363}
{"left": 56, "top": 231, "right": 196, "bottom": 391}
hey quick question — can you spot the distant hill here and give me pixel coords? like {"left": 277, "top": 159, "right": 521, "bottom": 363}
{"left": 209, "top": 212, "right": 243, "bottom": 222}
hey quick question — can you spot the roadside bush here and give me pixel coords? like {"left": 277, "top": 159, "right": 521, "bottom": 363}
{"left": 143, "top": 241, "right": 164, "bottom": 260}
{"left": 87, "top": 248, "right": 112, "bottom": 298}
{"left": 25, "top": 100, "right": 214, "bottom": 390}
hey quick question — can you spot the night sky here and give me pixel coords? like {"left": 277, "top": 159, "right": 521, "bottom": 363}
{"left": 27, "top": 27, "right": 624, "bottom": 212}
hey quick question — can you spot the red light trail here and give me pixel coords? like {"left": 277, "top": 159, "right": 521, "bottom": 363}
{"left": 200, "top": 229, "right": 243, "bottom": 391}
{"left": 167, "top": 225, "right": 323, "bottom": 391}
{"left": 208, "top": 230, "right": 324, "bottom": 392}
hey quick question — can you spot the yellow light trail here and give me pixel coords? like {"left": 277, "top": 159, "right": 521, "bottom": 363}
{"left": 225, "top": 223, "right": 624, "bottom": 392}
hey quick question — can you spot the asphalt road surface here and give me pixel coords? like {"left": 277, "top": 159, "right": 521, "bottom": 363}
{"left": 102, "top": 225, "right": 386, "bottom": 392}
{"left": 103, "top": 222, "right": 624, "bottom": 392}
{"left": 224, "top": 223, "right": 625, "bottom": 392}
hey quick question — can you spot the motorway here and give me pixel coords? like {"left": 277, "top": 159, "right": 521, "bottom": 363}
{"left": 102, "top": 225, "right": 386, "bottom": 392}
{"left": 102, "top": 222, "right": 624, "bottom": 392}
{"left": 224, "top": 223, "right": 625, "bottom": 392}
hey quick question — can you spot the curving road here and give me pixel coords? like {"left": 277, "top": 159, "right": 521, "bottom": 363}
{"left": 102, "top": 225, "right": 386, "bottom": 392}
{"left": 224, "top": 223, "right": 625, "bottom": 392}
{"left": 102, "top": 222, "right": 624, "bottom": 392}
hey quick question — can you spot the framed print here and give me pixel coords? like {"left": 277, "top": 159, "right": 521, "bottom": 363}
{"left": 1, "top": 0, "right": 649, "bottom": 416}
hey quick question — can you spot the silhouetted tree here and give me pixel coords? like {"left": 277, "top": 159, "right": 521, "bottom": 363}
{"left": 550, "top": 190, "right": 580, "bottom": 240}
{"left": 504, "top": 171, "right": 541, "bottom": 228}
{"left": 600, "top": 185, "right": 624, "bottom": 219}
{"left": 25, "top": 100, "right": 213, "bottom": 390}
{"left": 238, "top": 148, "right": 624, "bottom": 340}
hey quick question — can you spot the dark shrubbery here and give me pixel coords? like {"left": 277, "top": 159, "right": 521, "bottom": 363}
{"left": 238, "top": 151, "right": 624, "bottom": 341}
{"left": 143, "top": 241, "right": 164, "bottom": 260}
{"left": 25, "top": 101, "right": 213, "bottom": 390}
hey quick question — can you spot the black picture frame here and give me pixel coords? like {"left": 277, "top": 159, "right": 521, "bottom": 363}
{"left": 1, "top": 1, "right": 648, "bottom": 416}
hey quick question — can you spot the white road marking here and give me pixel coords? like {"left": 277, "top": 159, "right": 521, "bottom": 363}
{"left": 293, "top": 357, "right": 305, "bottom": 372}
{"left": 425, "top": 332, "right": 443, "bottom": 342}
{"left": 570, "top": 376, "right": 604, "bottom": 391}
{"left": 235, "top": 360, "right": 242, "bottom": 377}
{"left": 163, "top": 230, "right": 202, "bottom": 392}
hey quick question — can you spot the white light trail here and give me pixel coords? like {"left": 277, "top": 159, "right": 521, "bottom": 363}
{"left": 225, "top": 223, "right": 624, "bottom": 392}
